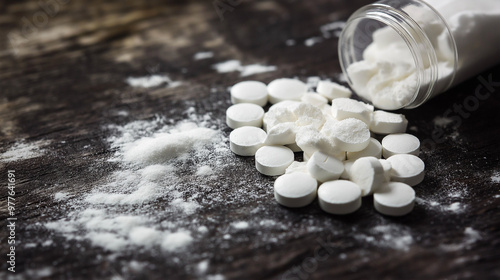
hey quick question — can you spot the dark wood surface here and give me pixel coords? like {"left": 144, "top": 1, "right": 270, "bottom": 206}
{"left": 1, "top": 0, "right": 499, "bottom": 279}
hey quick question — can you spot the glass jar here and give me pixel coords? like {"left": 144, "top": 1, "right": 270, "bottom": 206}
{"left": 338, "top": 0, "right": 500, "bottom": 110}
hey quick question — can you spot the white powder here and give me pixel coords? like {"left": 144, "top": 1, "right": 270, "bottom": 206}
{"left": 304, "top": 37, "right": 323, "bottom": 47}
{"left": 491, "top": 171, "right": 500, "bottom": 183}
{"left": 0, "top": 140, "right": 49, "bottom": 162}
{"left": 193, "top": 51, "right": 214, "bottom": 60}
{"left": 320, "top": 21, "right": 345, "bottom": 38}
{"left": 231, "top": 221, "right": 249, "bottom": 229}
{"left": 45, "top": 108, "right": 238, "bottom": 256}
{"left": 285, "top": 39, "right": 296, "bottom": 46}
{"left": 126, "top": 75, "right": 181, "bottom": 88}
{"left": 212, "top": 60, "right": 277, "bottom": 77}
{"left": 196, "top": 165, "right": 214, "bottom": 176}
{"left": 197, "top": 260, "right": 210, "bottom": 274}
{"left": 355, "top": 224, "right": 413, "bottom": 251}
{"left": 433, "top": 116, "right": 454, "bottom": 127}
{"left": 440, "top": 227, "right": 482, "bottom": 252}
{"left": 54, "top": 192, "right": 71, "bottom": 201}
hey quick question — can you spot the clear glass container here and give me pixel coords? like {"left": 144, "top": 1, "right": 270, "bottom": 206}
{"left": 338, "top": 0, "right": 500, "bottom": 110}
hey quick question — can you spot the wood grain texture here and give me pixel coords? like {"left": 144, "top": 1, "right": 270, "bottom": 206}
{"left": 0, "top": 0, "right": 499, "bottom": 279}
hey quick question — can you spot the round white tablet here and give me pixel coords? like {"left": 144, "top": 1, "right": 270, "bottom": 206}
{"left": 226, "top": 103, "right": 265, "bottom": 129}
{"left": 331, "top": 98, "right": 372, "bottom": 124}
{"left": 255, "top": 145, "right": 295, "bottom": 176}
{"left": 346, "top": 138, "right": 382, "bottom": 160}
{"left": 382, "top": 133, "right": 420, "bottom": 158}
{"left": 370, "top": 111, "right": 408, "bottom": 134}
{"left": 229, "top": 126, "right": 267, "bottom": 156}
{"left": 306, "top": 151, "right": 344, "bottom": 182}
{"left": 318, "top": 180, "right": 362, "bottom": 215}
{"left": 340, "top": 159, "right": 355, "bottom": 179}
{"left": 349, "top": 157, "right": 385, "bottom": 196}
{"left": 230, "top": 81, "right": 268, "bottom": 107}
{"left": 265, "top": 122, "right": 297, "bottom": 145}
{"left": 267, "top": 78, "right": 307, "bottom": 104}
{"left": 331, "top": 118, "right": 371, "bottom": 152}
{"left": 274, "top": 173, "right": 317, "bottom": 208}
{"left": 387, "top": 154, "right": 425, "bottom": 186}
{"left": 373, "top": 182, "right": 415, "bottom": 216}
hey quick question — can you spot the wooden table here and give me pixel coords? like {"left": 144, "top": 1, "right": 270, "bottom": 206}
{"left": 1, "top": 0, "right": 499, "bottom": 279}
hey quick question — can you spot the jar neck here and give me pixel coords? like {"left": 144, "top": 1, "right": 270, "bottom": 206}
{"left": 339, "top": 0, "right": 458, "bottom": 109}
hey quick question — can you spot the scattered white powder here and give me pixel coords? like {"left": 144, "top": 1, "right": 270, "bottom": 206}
{"left": 239, "top": 64, "right": 277, "bottom": 77}
{"left": 440, "top": 227, "right": 482, "bottom": 252}
{"left": 54, "top": 192, "right": 71, "bottom": 201}
{"left": 197, "top": 259, "right": 210, "bottom": 274}
{"left": 354, "top": 224, "right": 413, "bottom": 251}
{"left": 126, "top": 75, "right": 181, "bottom": 88}
{"left": 446, "top": 202, "right": 465, "bottom": 212}
{"left": 433, "top": 116, "right": 454, "bottom": 127}
{"left": 231, "top": 221, "right": 249, "bottom": 229}
{"left": 0, "top": 140, "right": 49, "bottom": 162}
{"left": 207, "top": 275, "right": 225, "bottom": 280}
{"left": 212, "top": 60, "right": 277, "bottom": 77}
{"left": 198, "top": 226, "right": 208, "bottom": 233}
{"left": 491, "top": 171, "right": 500, "bottom": 183}
{"left": 196, "top": 165, "right": 214, "bottom": 176}
{"left": 44, "top": 108, "right": 238, "bottom": 256}
{"left": 162, "top": 230, "right": 194, "bottom": 251}
{"left": 193, "top": 51, "right": 214, "bottom": 60}
{"left": 212, "top": 60, "right": 241, "bottom": 73}
{"left": 285, "top": 39, "right": 296, "bottom": 46}
{"left": 320, "top": 21, "right": 346, "bottom": 38}
{"left": 304, "top": 37, "right": 323, "bottom": 47}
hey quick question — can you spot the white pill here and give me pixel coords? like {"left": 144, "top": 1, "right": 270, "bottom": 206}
{"left": 255, "top": 145, "right": 295, "bottom": 176}
{"left": 230, "top": 81, "right": 268, "bottom": 107}
{"left": 331, "top": 98, "right": 373, "bottom": 124}
{"left": 316, "top": 81, "right": 352, "bottom": 100}
{"left": 373, "top": 182, "right": 415, "bottom": 216}
{"left": 346, "top": 138, "right": 382, "bottom": 160}
{"left": 306, "top": 151, "right": 344, "bottom": 183}
{"left": 226, "top": 103, "right": 265, "bottom": 129}
{"left": 301, "top": 93, "right": 328, "bottom": 107}
{"left": 340, "top": 159, "right": 355, "bottom": 179}
{"left": 265, "top": 122, "right": 296, "bottom": 145}
{"left": 387, "top": 154, "right": 425, "bottom": 186}
{"left": 331, "top": 118, "right": 371, "bottom": 152}
{"left": 296, "top": 127, "right": 345, "bottom": 160}
{"left": 274, "top": 172, "right": 317, "bottom": 208}
{"left": 318, "top": 180, "right": 362, "bottom": 215}
{"left": 289, "top": 102, "right": 326, "bottom": 130}
{"left": 229, "top": 126, "right": 267, "bottom": 156}
{"left": 382, "top": 133, "right": 420, "bottom": 158}
{"left": 268, "top": 100, "right": 300, "bottom": 113}
{"left": 379, "top": 159, "right": 392, "bottom": 182}
{"left": 303, "top": 152, "right": 312, "bottom": 162}
{"left": 262, "top": 107, "right": 296, "bottom": 131}
{"left": 370, "top": 111, "right": 408, "bottom": 134}
{"left": 267, "top": 78, "right": 307, "bottom": 104}
{"left": 349, "top": 157, "right": 385, "bottom": 196}
{"left": 285, "top": 161, "right": 308, "bottom": 174}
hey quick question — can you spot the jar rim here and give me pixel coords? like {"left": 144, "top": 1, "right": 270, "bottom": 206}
{"left": 338, "top": 0, "right": 458, "bottom": 109}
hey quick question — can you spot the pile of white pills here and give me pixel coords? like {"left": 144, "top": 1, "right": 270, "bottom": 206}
{"left": 226, "top": 78, "right": 424, "bottom": 216}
